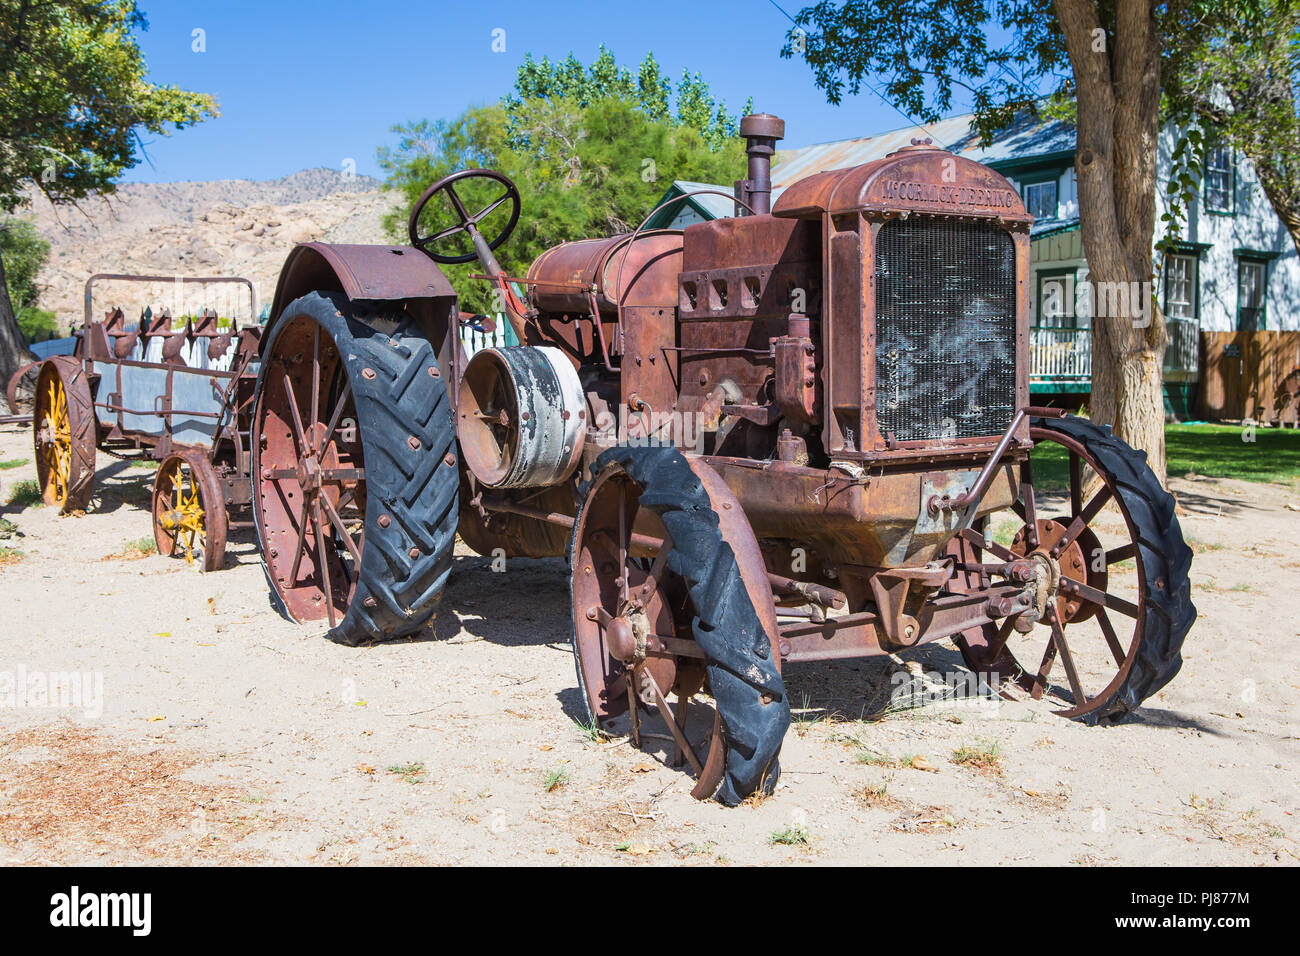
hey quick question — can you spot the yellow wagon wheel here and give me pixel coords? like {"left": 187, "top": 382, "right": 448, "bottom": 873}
{"left": 153, "top": 448, "right": 228, "bottom": 573}
{"left": 33, "top": 357, "right": 96, "bottom": 513}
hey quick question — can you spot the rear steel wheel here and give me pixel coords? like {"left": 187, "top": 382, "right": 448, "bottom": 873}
{"left": 956, "top": 415, "right": 1195, "bottom": 724}
{"left": 153, "top": 448, "right": 227, "bottom": 572}
{"left": 251, "top": 292, "right": 458, "bottom": 645}
{"left": 33, "top": 357, "right": 95, "bottom": 513}
{"left": 571, "top": 445, "right": 789, "bottom": 805}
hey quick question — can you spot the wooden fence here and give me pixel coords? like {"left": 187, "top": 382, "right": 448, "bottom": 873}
{"left": 1198, "top": 330, "right": 1300, "bottom": 424}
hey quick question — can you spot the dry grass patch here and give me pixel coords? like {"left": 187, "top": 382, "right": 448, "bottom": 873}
{"left": 0, "top": 723, "right": 280, "bottom": 863}
{"left": 952, "top": 739, "right": 1004, "bottom": 775}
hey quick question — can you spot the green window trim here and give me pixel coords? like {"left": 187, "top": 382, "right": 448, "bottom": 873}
{"left": 1161, "top": 251, "right": 1200, "bottom": 323}
{"left": 1203, "top": 143, "right": 1236, "bottom": 215}
{"left": 1234, "top": 253, "right": 1270, "bottom": 331}
{"left": 1035, "top": 267, "right": 1079, "bottom": 328}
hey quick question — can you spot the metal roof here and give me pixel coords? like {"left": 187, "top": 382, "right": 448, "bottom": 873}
{"left": 644, "top": 181, "right": 743, "bottom": 228}
{"left": 1030, "top": 216, "right": 1081, "bottom": 239}
{"left": 771, "top": 110, "right": 1077, "bottom": 187}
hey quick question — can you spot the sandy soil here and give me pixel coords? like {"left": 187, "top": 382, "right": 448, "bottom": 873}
{"left": 1, "top": 420, "right": 1297, "bottom": 866}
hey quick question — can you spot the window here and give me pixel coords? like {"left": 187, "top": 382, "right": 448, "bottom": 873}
{"left": 1236, "top": 258, "right": 1267, "bottom": 330}
{"left": 1163, "top": 254, "right": 1198, "bottom": 321}
{"left": 1023, "top": 180, "right": 1059, "bottom": 220}
{"left": 1036, "top": 270, "right": 1077, "bottom": 328}
{"left": 1204, "top": 143, "right": 1235, "bottom": 213}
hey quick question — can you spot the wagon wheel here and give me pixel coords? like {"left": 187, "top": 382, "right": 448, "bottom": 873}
{"left": 152, "top": 448, "right": 227, "bottom": 572}
{"left": 33, "top": 357, "right": 95, "bottom": 513}
{"left": 6, "top": 360, "right": 39, "bottom": 415}
{"left": 956, "top": 415, "right": 1195, "bottom": 724}
{"left": 251, "top": 292, "right": 458, "bottom": 645}
{"left": 571, "top": 446, "right": 789, "bottom": 805}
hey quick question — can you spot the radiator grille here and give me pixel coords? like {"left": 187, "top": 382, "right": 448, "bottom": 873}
{"left": 874, "top": 220, "right": 1017, "bottom": 442}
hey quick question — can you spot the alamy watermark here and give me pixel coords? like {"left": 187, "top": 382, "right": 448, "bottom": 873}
{"left": 890, "top": 669, "right": 1002, "bottom": 714}
{"left": 0, "top": 665, "right": 103, "bottom": 719}
{"left": 1040, "top": 275, "right": 1154, "bottom": 328}
{"left": 593, "top": 407, "right": 705, "bottom": 454}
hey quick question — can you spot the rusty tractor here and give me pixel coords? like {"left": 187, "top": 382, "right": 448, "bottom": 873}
{"left": 246, "top": 115, "right": 1194, "bottom": 804}
{"left": 23, "top": 273, "right": 261, "bottom": 571}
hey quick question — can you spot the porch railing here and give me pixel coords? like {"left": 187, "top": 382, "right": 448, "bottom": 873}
{"left": 1030, "top": 326, "right": 1091, "bottom": 381}
{"left": 1030, "top": 318, "right": 1200, "bottom": 383}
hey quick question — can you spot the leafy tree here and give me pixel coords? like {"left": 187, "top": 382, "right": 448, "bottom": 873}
{"left": 782, "top": 0, "right": 1241, "bottom": 483}
{"left": 0, "top": 0, "right": 218, "bottom": 381}
{"left": 0, "top": 219, "right": 56, "bottom": 339}
{"left": 380, "top": 50, "right": 748, "bottom": 312}
{"left": 1164, "top": 0, "right": 1300, "bottom": 255}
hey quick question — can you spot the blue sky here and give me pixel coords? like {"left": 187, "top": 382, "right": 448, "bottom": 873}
{"left": 125, "top": 0, "right": 971, "bottom": 183}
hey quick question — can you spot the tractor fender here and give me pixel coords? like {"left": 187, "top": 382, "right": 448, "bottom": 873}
{"left": 268, "top": 242, "right": 457, "bottom": 326}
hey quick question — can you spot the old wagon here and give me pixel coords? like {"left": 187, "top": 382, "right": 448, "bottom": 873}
{"left": 29, "top": 273, "right": 261, "bottom": 571}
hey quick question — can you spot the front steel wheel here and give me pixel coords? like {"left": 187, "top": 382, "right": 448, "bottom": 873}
{"left": 956, "top": 415, "right": 1195, "bottom": 724}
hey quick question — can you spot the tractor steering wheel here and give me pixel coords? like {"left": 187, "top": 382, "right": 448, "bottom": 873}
{"left": 407, "top": 168, "right": 521, "bottom": 264}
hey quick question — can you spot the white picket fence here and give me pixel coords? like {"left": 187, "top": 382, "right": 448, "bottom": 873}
{"left": 1030, "top": 327, "right": 1092, "bottom": 381}
{"left": 1031, "top": 318, "right": 1199, "bottom": 384}
{"left": 460, "top": 317, "right": 509, "bottom": 358}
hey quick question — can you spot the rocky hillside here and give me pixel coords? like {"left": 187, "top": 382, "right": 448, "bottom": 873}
{"left": 22, "top": 169, "right": 400, "bottom": 327}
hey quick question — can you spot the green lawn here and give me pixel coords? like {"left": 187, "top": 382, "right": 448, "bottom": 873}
{"left": 1031, "top": 422, "right": 1300, "bottom": 491}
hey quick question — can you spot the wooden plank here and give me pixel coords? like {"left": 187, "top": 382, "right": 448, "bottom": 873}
{"left": 1198, "top": 330, "right": 1300, "bottom": 423}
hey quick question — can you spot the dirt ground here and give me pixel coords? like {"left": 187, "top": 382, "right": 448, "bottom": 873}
{"left": 1, "top": 420, "right": 1297, "bottom": 866}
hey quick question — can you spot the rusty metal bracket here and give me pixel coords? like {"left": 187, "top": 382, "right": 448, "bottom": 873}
{"left": 869, "top": 563, "right": 952, "bottom": 649}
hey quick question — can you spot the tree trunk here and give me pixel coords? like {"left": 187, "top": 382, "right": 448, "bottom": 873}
{"left": 1054, "top": 0, "right": 1168, "bottom": 485}
{"left": 0, "top": 252, "right": 36, "bottom": 386}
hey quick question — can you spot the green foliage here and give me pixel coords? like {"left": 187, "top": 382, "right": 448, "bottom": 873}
{"left": 1162, "top": 0, "right": 1300, "bottom": 253}
{"left": 379, "top": 49, "right": 748, "bottom": 312}
{"left": 781, "top": 0, "right": 1066, "bottom": 143}
{"left": 0, "top": 0, "right": 219, "bottom": 213}
{"left": 0, "top": 218, "right": 56, "bottom": 337}
{"left": 5, "top": 479, "right": 42, "bottom": 509}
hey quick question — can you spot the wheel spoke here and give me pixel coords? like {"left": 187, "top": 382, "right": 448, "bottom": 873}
{"left": 1061, "top": 577, "right": 1140, "bottom": 619}
{"left": 474, "top": 191, "right": 512, "bottom": 223}
{"left": 1047, "top": 606, "right": 1088, "bottom": 706}
{"left": 958, "top": 527, "right": 1018, "bottom": 563}
{"left": 322, "top": 382, "right": 353, "bottom": 453}
{"left": 443, "top": 183, "right": 471, "bottom": 221}
{"left": 1052, "top": 486, "right": 1114, "bottom": 556}
{"left": 313, "top": 501, "right": 337, "bottom": 628}
{"left": 1106, "top": 543, "right": 1137, "bottom": 565}
{"left": 641, "top": 667, "right": 704, "bottom": 776}
{"left": 1030, "top": 633, "right": 1058, "bottom": 700}
{"left": 281, "top": 372, "right": 309, "bottom": 453}
{"left": 1096, "top": 608, "right": 1129, "bottom": 669}
{"left": 1069, "top": 451, "right": 1083, "bottom": 517}
{"left": 320, "top": 493, "right": 363, "bottom": 566}
{"left": 617, "top": 484, "right": 628, "bottom": 606}
{"left": 288, "top": 496, "right": 311, "bottom": 585}
{"left": 637, "top": 530, "right": 673, "bottom": 604}
{"left": 1020, "top": 458, "right": 1039, "bottom": 549}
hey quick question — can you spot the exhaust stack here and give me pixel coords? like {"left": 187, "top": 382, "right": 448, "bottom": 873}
{"left": 735, "top": 113, "right": 785, "bottom": 216}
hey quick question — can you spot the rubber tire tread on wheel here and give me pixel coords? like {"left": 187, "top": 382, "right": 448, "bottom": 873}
{"left": 254, "top": 292, "right": 458, "bottom": 646}
{"left": 575, "top": 444, "right": 790, "bottom": 805}
{"left": 1033, "top": 414, "right": 1195, "bottom": 725}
